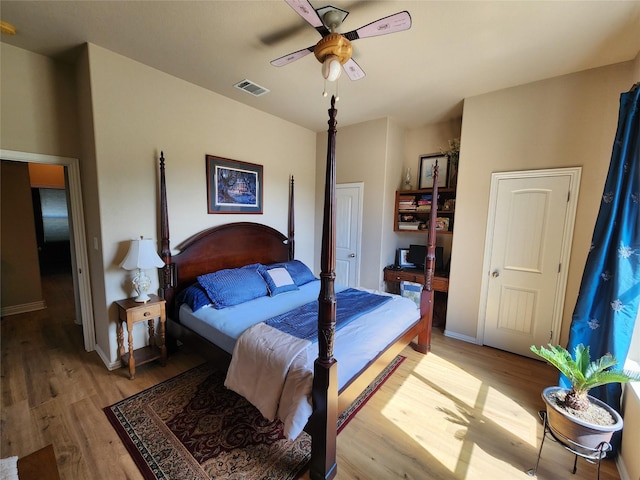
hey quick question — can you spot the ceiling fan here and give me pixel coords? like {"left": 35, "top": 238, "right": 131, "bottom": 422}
{"left": 271, "top": 0, "right": 411, "bottom": 82}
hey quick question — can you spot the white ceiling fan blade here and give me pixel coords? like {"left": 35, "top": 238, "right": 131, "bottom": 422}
{"left": 271, "top": 47, "right": 314, "bottom": 67}
{"left": 344, "top": 11, "right": 412, "bottom": 41}
{"left": 343, "top": 58, "right": 365, "bottom": 81}
{"left": 284, "top": 0, "right": 329, "bottom": 36}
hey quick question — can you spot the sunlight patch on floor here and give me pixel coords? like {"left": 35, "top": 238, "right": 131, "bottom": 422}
{"left": 380, "top": 351, "right": 540, "bottom": 476}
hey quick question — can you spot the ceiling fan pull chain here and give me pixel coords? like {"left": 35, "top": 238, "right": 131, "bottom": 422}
{"left": 322, "top": 78, "right": 341, "bottom": 101}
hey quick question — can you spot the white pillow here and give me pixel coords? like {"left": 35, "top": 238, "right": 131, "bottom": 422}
{"left": 259, "top": 266, "right": 299, "bottom": 296}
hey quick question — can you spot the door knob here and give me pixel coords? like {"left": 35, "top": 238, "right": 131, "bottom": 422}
{"left": 492, "top": 270, "right": 500, "bottom": 278}
{"left": 349, "top": 253, "right": 356, "bottom": 258}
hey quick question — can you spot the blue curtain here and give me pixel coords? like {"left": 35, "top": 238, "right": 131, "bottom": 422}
{"left": 562, "top": 84, "right": 640, "bottom": 452}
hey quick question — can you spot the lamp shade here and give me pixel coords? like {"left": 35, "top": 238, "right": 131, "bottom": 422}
{"left": 120, "top": 238, "right": 164, "bottom": 270}
{"left": 120, "top": 237, "right": 164, "bottom": 302}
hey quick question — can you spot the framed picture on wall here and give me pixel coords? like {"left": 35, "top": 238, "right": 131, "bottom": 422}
{"left": 206, "top": 155, "right": 263, "bottom": 213}
{"left": 418, "top": 153, "right": 448, "bottom": 189}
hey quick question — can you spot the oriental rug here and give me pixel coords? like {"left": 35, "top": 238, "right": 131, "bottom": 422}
{"left": 104, "top": 355, "right": 405, "bottom": 480}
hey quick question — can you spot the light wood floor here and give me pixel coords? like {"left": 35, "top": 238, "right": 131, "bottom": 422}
{"left": 1, "top": 273, "right": 620, "bottom": 479}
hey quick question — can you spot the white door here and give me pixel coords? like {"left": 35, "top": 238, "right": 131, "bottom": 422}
{"left": 481, "top": 168, "right": 580, "bottom": 358}
{"left": 336, "top": 183, "right": 363, "bottom": 287}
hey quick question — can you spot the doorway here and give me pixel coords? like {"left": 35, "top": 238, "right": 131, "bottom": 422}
{"left": 31, "top": 174, "right": 72, "bottom": 275}
{"left": 478, "top": 168, "right": 581, "bottom": 358}
{"left": 0, "top": 149, "right": 95, "bottom": 351}
{"left": 335, "top": 182, "right": 363, "bottom": 287}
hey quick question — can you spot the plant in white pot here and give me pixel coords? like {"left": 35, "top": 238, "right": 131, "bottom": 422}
{"left": 530, "top": 343, "right": 640, "bottom": 455}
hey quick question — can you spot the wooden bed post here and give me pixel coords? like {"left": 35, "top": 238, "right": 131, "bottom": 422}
{"left": 417, "top": 161, "right": 439, "bottom": 354}
{"left": 309, "top": 96, "right": 339, "bottom": 480}
{"left": 159, "top": 152, "right": 176, "bottom": 310}
{"left": 288, "top": 175, "right": 295, "bottom": 260}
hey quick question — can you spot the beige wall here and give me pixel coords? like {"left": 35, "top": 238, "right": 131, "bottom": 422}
{"left": 336, "top": 119, "right": 388, "bottom": 289}
{"left": 0, "top": 161, "right": 43, "bottom": 310}
{"left": 448, "top": 61, "right": 635, "bottom": 341}
{"left": 83, "top": 44, "right": 318, "bottom": 365}
{"left": 0, "top": 43, "right": 79, "bottom": 157}
{"left": 404, "top": 119, "right": 462, "bottom": 181}
{"left": 315, "top": 117, "right": 403, "bottom": 289}
{"left": 380, "top": 118, "right": 405, "bottom": 283}
{"left": 75, "top": 45, "right": 108, "bottom": 358}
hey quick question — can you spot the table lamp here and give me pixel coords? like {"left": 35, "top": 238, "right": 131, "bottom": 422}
{"left": 120, "top": 237, "right": 165, "bottom": 302}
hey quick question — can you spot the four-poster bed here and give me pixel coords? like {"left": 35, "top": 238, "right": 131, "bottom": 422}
{"left": 157, "top": 96, "right": 440, "bottom": 480}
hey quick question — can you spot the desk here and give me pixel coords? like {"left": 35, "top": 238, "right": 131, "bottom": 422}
{"left": 383, "top": 267, "right": 449, "bottom": 327}
{"left": 383, "top": 267, "right": 449, "bottom": 292}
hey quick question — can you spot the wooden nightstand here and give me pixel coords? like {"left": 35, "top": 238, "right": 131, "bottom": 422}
{"left": 115, "top": 294, "right": 166, "bottom": 380}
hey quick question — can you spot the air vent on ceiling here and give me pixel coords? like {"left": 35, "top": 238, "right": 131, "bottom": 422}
{"left": 234, "top": 79, "right": 270, "bottom": 97}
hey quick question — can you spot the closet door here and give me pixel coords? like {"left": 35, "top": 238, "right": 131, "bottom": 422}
{"left": 481, "top": 168, "right": 580, "bottom": 358}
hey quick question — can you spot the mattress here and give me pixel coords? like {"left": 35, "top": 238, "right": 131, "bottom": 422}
{"left": 178, "top": 279, "right": 420, "bottom": 390}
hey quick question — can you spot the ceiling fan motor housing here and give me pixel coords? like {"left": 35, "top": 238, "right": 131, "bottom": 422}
{"left": 314, "top": 33, "right": 352, "bottom": 65}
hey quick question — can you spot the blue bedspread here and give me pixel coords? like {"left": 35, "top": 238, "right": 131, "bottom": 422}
{"left": 264, "top": 288, "right": 392, "bottom": 341}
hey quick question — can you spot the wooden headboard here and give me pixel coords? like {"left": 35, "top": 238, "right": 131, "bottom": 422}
{"left": 158, "top": 154, "right": 295, "bottom": 317}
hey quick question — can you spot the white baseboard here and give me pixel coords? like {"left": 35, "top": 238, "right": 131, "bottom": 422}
{"left": 1, "top": 300, "right": 46, "bottom": 317}
{"left": 616, "top": 456, "right": 629, "bottom": 480}
{"left": 95, "top": 344, "right": 121, "bottom": 371}
{"left": 443, "top": 329, "right": 479, "bottom": 345}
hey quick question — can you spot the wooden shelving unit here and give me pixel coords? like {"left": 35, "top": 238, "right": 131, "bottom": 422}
{"left": 394, "top": 188, "right": 456, "bottom": 233}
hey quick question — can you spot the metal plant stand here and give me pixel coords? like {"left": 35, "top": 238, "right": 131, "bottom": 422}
{"left": 528, "top": 411, "right": 611, "bottom": 479}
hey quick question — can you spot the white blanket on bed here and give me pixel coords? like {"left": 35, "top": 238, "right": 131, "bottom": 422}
{"left": 224, "top": 322, "right": 313, "bottom": 439}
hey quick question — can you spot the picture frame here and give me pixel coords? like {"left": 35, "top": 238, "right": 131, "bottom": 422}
{"left": 396, "top": 248, "right": 414, "bottom": 268}
{"left": 206, "top": 155, "right": 263, "bottom": 214}
{"left": 418, "top": 153, "right": 449, "bottom": 189}
{"left": 435, "top": 217, "right": 450, "bottom": 231}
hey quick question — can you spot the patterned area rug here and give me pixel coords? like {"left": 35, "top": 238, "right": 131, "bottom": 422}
{"left": 105, "top": 355, "right": 405, "bottom": 480}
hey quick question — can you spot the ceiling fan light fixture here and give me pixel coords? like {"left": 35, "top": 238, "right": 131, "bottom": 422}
{"left": 322, "top": 55, "right": 342, "bottom": 82}
{"left": 314, "top": 33, "right": 352, "bottom": 65}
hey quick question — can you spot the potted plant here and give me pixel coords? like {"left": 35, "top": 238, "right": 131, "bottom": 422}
{"left": 530, "top": 343, "right": 640, "bottom": 454}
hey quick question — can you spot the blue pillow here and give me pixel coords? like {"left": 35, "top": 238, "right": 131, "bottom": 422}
{"left": 176, "top": 283, "right": 212, "bottom": 312}
{"left": 269, "top": 260, "right": 317, "bottom": 286}
{"left": 258, "top": 265, "right": 299, "bottom": 296}
{"left": 197, "top": 263, "right": 268, "bottom": 309}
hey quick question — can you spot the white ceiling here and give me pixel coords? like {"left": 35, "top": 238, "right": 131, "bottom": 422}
{"left": 1, "top": 1, "right": 639, "bottom": 132}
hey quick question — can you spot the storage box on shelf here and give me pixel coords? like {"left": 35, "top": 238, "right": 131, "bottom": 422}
{"left": 394, "top": 188, "right": 456, "bottom": 233}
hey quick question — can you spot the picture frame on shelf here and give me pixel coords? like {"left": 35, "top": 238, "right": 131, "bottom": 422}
{"left": 206, "top": 155, "right": 263, "bottom": 214}
{"left": 396, "top": 248, "right": 414, "bottom": 268}
{"left": 435, "top": 217, "right": 450, "bottom": 231}
{"left": 418, "top": 153, "right": 449, "bottom": 189}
